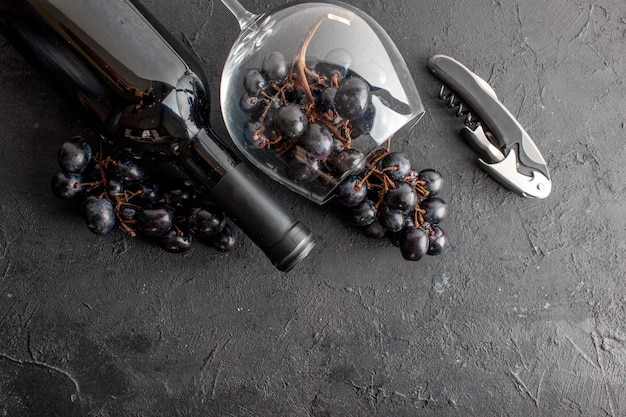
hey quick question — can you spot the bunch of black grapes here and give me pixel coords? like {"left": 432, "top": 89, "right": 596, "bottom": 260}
{"left": 239, "top": 50, "right": 449, "bottom": 261}
{"left": 335, "top": 150, "right": 449, "bottom": 262}
{"left": 239, "top": 50, "right": 374, "bottom": 185}
{"left": 51, "top": 136, "right": 236, "bottom": 253}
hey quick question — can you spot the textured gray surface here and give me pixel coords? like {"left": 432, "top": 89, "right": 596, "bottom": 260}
{"left": 1, "top": 0, "right": 625, "bottom": 416}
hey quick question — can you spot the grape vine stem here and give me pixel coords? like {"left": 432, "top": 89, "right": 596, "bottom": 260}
{"left": 293, "top": 16, "right": 326, "bottom": 106}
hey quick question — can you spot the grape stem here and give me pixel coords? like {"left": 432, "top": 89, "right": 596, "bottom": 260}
{"left": 293, "top": 16, "right": 326, "bottom": 106}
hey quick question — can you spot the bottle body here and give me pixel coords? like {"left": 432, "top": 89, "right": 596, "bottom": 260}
{"left": 0, "top": 0, "right": 314, "bottom": 271}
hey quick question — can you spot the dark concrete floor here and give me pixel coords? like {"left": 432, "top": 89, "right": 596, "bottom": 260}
{"left": 1, "top": 0, "right": 625, "bottom": 416}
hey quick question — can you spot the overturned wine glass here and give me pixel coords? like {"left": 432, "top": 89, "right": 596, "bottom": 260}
{"left": 220, "top": 0, "right": 425, "bottom": 204}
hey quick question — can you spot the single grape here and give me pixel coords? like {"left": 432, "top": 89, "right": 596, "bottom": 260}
{"left": 118, "top": 203, "right": 140, "bottom": 221}
{"left": 57, "top": 137, "right": 92, "bottom": 173}
{"left": 328, "top": 148, "right": 366, "bottom": 175}
{"left": 275, "top": 104, "right": 308, "bottom": 139}
{"left": 133, "top": 180, "right": 161, "bottom": 205}
{"left": 427, "top": 226, "right": 448, "bottom": 256}
{"left": 164, "top": 178, "right": 200, "bottom": 210}
{"left": 380, "top": 152, "right": 411, "bottom": 182}
{"left": 263, "top": 121, "right": 281, "bottom": 144}
{"left": 211, "top": 223, "right": 237, "bottom": 252}
{"left": 84, "top": 196, "right": 116, "bottom": 235}
{"left": 240, "top": 93, "right": 262, "bottom": 113}
{"left": 138, "top": 203, "right": 175, "bottom": 237}
{"left": 242, "top": 121, "right": 264, "bottom": 149}
{"left": 243, "top": 69, "right": 267, "bottom": 96}
{"left": 385, "top": 182, "right": 418, "bottom": 211}
{"left": 51, "top": 172, "right": 85, "bottom": 200}
{"left": 114, "top": 158, "right": 145, "bottom": 185}
{"left": 159, "top": 228, "right": 193, "bottom": 253}
{"left": 262, "top": 51, "right": 288, "bottom": 82}
{"left": 399, "top": 226, "right": 429, "bottom": 261}
{"left": 419, "top": 169, "right": 444, "bottom": 196}
{"left": 335, "top": 175, "right": 367, "bottom": 207}
{"left": 349, "top": 199, "right": 377, "bottom": 226}
{"left": 349, "top": 103, "right": 375, "bottom": 137}
{"left": 379, "top": 206, "right": 406, "bottom": 233}
{"left": 188, "top": 206, "right": 226, "bottom": 237}
{"left": 106, "top": 178, "right": 124, "bottom": 197}
{"left": 299, "top": 122, "right": 333, "bottom": 160}
{"left": 361, "top": 219, "right": 386, "bottom": 239}
{"left": 316, "top": 86, "right": 337, "bottom": 113}
{"left": 421, "top": 197, "right": 447, "bottom": 225}
{"left": 334, "top": 77, "right": 370, "bottom": 120}
{"left": 288, "top": 156, "right": 319, "bottom": 183}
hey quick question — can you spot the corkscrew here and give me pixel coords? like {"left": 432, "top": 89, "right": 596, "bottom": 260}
{"left": 429, "top": 54, "right": 552, "bottom": 199}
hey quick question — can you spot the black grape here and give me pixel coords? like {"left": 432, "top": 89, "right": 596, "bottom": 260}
{"left": 334, "top": 77, "right": 370, "bottom": 120}
{"left": 385, "top": 182, "right": 418, "bottom": 211}
{"left": 419, "top": 169, "right": 444, "bottom": 196}
{"left": 379, "top": 206, "right": 406, "bottom": 233}
{"left": 317, "top": 87, "right": 337, "bottom": 113}
{"left": 138, "top": 203, "right": 174, "bottom": 237}
{"left": 188, "top": 206, "right": 226, "bottom": 238}
{"left": 400, "top": 227, "right": 429, "bottom": 261}
{"left": 211, "top": 223, "right": 237, "bottom": 252}
{"left": 328, "top": 148, "right": 366, "bottom": 175}
{"left": 349, "top": 199, "right": 377, "bottom": 226}
{"left": 361, "top": 219, "right": 386, "bottom": 239}
{"left": 275, "top": 104, "right": 308, "bottom": 139}
{"left": 51, "top": 172, "right": 85, "bottom": 200}
{"left": 299, "top": 122, "right": 333, "bottom": 160}
{"left": 243, "top": 121, "right": 264, "bottom": 149}
{"left": 106, "top": 178, "right": 124, "bottom": 197}
{"left": 84, "top": 196, "right": 116, "bottom": 235}
{"left": 336, "top": 176, "right": 367, "bottom": 207}
{"left": 243, "top": 69, "right": 267, "bottom": 96}
{"left": 240, "top": 93, "right": 262, "bottom": 113}
{"left": 159, "top": 228, "right": 193, "bottom": 253}
{"left": 164, "top": 178, "right": 200, "bottom": 210}
{"left": 114, "top": 158, "right": 145, "bottom": 185}
{"left": 288, "top": 156, "right": 319, "bottom": 183}
{"left": 427, "top": 226, "right": 448, "bottom": 256}
{"left": 349, "top": 103, "right": 375, "bottom": 138}
{"left": 57, "top": 137, "right": 92, "bottom": 174}
{"left": 262, "top": 51, "right": 288, "bottom": 82}
{"left": 133, "top": 180, "right": 161, "bottom": 205}
{"left": 118, "top": 204, "right": 139, "bottom": 221}
{"left": 421, "top": 197, "right": 447, "bottom": 225}
{"left": 380, "top": 152, "right": 411, "bottom": 182}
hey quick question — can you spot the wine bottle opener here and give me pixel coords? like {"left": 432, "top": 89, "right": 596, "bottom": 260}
{"left": 429, "top": 54, "right": 552, "bottom": 199}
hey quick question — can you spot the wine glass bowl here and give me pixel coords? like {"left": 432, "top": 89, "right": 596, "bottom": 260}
{"left": 221, "top": 0, "right": 424, "bottom": 204}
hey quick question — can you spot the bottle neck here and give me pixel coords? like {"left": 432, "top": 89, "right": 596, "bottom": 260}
{"left": 179, "top": 128, "right": 315, "bottom": 272}
{"left": 178, "top": 128, "right": 238, "bottom": 189}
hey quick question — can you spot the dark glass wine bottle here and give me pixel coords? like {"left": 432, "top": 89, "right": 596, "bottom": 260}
{"left": 0, "top": 0, "right": 315, "bottom": 271}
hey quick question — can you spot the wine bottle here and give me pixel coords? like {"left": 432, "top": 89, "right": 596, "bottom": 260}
{"left": 0, "top": 0, "right": 315, "bottom": 271}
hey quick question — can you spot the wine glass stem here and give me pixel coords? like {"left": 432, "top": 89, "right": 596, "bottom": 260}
{"left": 221, "top": 0, "right": 257, "bottom": 30}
